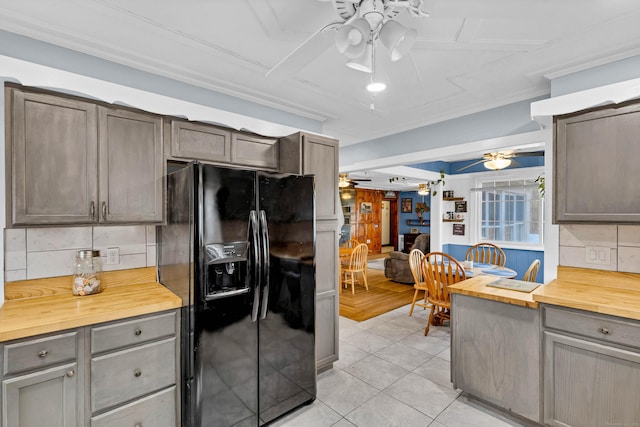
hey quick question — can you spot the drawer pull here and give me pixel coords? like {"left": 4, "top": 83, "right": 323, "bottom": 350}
{"left": 135, "top": 424, "right": 142, "bottom": 427}
{"left": 134, "top": 328, "right": 142, "bottom": 336}
{"left": 38, "top": 350, "right": 48, "bottom": 358}
{"left": 134, "top": 369, "right": 142, "bottom": 378}
{"left": 66, "top": 370, "right": 75, "bottom": 377}
{"left": 598, "top": 327, "right": 610, "bottom": 335}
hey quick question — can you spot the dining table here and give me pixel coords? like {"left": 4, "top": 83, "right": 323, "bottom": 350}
{"left": 461, "top": 262, "right": 518, "bottom": 280}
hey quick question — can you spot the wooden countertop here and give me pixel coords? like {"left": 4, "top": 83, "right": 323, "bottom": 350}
{"left": 450, "top": 266, "right": 640, "bottom": 320}
{"left": 449, "top": 275, "right": 539, "bottom": 309}
{"left": 532, "top": 266, "right": 640, "bottom": 321}
{"left": 0, "top": 267, "right": 182, "bottom": 342}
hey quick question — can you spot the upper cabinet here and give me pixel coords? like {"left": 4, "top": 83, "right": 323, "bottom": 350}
{"left": 167, "top": 118, "right": 279, "bottom": 170}
{"left": 7, "top": 87, "right": 164, "bottom": 226}
{"left": 280, "top": 132, "right": 339, "bottom": 220}
{"left": 554, "top": 100, "right": 640, "bottom": 223}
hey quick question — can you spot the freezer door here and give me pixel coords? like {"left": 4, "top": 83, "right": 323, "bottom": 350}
{"left": 194, "top": 164, "right": 261, "bottom": 427}
{"left": 257, "top": 173, "right": 316, "bottom": 424}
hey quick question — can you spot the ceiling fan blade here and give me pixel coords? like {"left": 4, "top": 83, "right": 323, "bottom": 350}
{"left": 456, "top": 159, "right": 488, "bottom": 172}
{"left": 350, "top": 178, "right": 372, "bottom": 182}
{"left": 265, "top": 22, "right": 342, "bottom": 79}
{"left": 511, "top": 150, "right": 545, "bottom": 158}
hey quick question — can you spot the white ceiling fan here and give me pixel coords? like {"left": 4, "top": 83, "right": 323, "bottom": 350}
{"left": 456, "top": 151, "right": 545, "bottom": 171}
{"left": 266, "top": 0, "right": 430, "bottom": 84}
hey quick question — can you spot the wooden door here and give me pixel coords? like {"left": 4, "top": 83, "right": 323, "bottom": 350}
{"left": 10, "top": 89, "right": 98, "bottom": 225}
{"left": 98, "top": 107, "right": 163, "bottom": 223}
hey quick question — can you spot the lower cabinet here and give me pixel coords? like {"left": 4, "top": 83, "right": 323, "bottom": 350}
{"left": 451, "top": 294, "right": 541, "bottom": 424}
{"left": 0, "top": 310, "right": 179, "bottom": 427}
{"left": 542, "top": 305, "right": 640, "bottom": 427}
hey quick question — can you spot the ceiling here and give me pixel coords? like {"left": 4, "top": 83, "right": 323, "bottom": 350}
{"left": 1, "top": 0, "right": 640, "bottom": 189}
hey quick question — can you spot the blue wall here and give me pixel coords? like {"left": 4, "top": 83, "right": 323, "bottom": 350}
{"left": 398, "top": 191, "right": 431, "bottom": 235}
{"left": 443, "top": 244, "right": 544, "bottom": 283}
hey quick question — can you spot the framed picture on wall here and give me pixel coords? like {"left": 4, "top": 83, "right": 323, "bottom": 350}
{"left": 455, "top": 201, "right": 467, "bottom": 213}
{"left": 360, "top": 201, "right": 372, "bottom": 214}
{"left": 401, "top": 198, "right": 412, "bottom": 213}
{"left": 453, "top": 224, "right": 465, "bottom": 236}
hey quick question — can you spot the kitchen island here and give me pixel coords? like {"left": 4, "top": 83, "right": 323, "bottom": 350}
{"left": 449, "top": 266, "right": 640, "bottom": 427}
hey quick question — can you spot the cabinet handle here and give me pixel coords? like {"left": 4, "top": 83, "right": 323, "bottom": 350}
{"left": 102, "top": 202, "right": 107, "bottom": 220}
{"left": 90, "top": 201, "right": 96, "bottom": 219}
{"left": 38, "top": 350, "right": 48, "bottom": 358}
{"left": 66, "top": 370, "right": 75, "bottom": 377}
{"left": 134, "top": 328, "right": 142, "bottom": 336}
{"left": 135, "top": 424, "right": 142, "bottom": 427}
{"left": 134, "top": 369, "right": 142, "bottom": 377}
{"left": 598, "top": 327, "right": 610, "bottom": 335}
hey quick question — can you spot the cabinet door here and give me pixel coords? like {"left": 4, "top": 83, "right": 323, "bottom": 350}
{"left": 315, "top": 220, "right": 339, "bottom": 371}
{"left": 10, "top": 89, "right": 98, "bottom": 225}
{"left": 170, "top": 119, "right": 231, "bottom": 162}
{"left": 302, "top": 134, "right": 339, "bottom": 220}
{"left": 554, "top": 102, "right": 640, "bottom": 222}
{"left": 543, "top": 331, "right": 640, "bottom": 426}
{"left": 231, "top": 133, "right": 279, "bottom": 169}
{"left": 2, "top": 362, "right": 80, "bottom": 427}
{"left": 98, "top": 107, "right": 163, "bottom": 223}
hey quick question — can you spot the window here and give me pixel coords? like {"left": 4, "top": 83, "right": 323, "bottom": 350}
{"left": 477, "top": 178, "right": 543, "bottom": 246}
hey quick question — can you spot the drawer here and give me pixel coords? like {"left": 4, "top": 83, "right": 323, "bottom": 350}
{"left": 91, "top": 386, "right": 176, "bottom": 427}
{"left": 543, "top": 305, "right": 640, "bottom": 349}
{"left": 3, "top": 331, "right": 77, "bottom": 375}
{"left": 91, "top": 311, "right": 176, "bottom": 354}
{"left": 91, "top": 337, "right": 176, "bottom": 412}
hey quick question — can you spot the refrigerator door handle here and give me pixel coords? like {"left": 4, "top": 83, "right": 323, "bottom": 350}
{"left": 250, "top": 210, "right": 261, "bottom": 322}
{"left": 259, "top": 210, "right": 270, "bottom": 320}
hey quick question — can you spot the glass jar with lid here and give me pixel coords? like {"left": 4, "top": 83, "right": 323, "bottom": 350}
{"left": 72, "top": 250, "right": 103, "bottom": 296}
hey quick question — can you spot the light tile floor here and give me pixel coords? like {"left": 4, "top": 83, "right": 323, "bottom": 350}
{"left": 272, "top": 303, "right": 527, "bottom": 427}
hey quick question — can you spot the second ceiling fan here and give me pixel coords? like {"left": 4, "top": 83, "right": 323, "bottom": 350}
{"left": 456, "top": 151, "right": 544, "bottom": 172}
{"left": 339, "top": 173, "right": 372, "bottom": 187}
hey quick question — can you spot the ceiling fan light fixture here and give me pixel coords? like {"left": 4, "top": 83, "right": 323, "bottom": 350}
{"left": 346, "top": 42, "right": 372, "bottom": 73}
{"left": 379, "top": 20, "right": 417, "bottom": 62}
{"left": 335, "top": 18, "right": 371, "bottom": 59}
{"left": 359, "top": 0, "right": 385, "bottom": 30}
{"left": 484, "top": 157, "right": 512, "bottom": 170}
{"left": 367, "top": 80, "right": 386, "bottom": 92}
{"left": 417, "top": 183, "right": 430, "bottom": 195}
{"left": 338, "top": 174, "right": 351, "bottom": 187}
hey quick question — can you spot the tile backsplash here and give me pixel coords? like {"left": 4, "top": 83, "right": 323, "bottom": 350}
{"left": 4, "top": 225, "right": 157, "bottom": 281}
{"left": 559, "top": 224, "right": 640, "bottom": 273}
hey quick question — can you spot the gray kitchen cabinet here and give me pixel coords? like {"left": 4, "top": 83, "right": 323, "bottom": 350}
{"left": 89, "top": 310, "right": 178, "bottom": 425}
{"left": 554, "top": 100, "right": 640, "bottom": 222}
{"left": 98, "top": 107, "right": 164, "bottom": 223}
{"left": 7, "top": 88, "right": 98, "bottom": 225}
{"left": 451, "top": 294, "right": 541, "bottom": 424}
{"left": 280, "top": 132, "right": 340, "bottom": 371}
{"left": 0, "top": 310, "right": 179, "bottom": 427}
{"left": 231, "top": 132, "right": 279, "bottom": 169}
{"left": 1, "top": 331, "right": 84, "bottom": 427}
{"left": 168, "top": 119, "right": 231, "bottom": 163}
{"left": 542, "top": 305, "right": 640, "bottom": 426}
{"left": 7, "top": 86, "right": 164, "bottom": 226}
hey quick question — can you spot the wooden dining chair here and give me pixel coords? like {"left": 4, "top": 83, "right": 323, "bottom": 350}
{"left": 408, "top": 249, "right": 428, "bottom": 316}
{"left": 342, "top": 238, "right": 359, "bottom": 248}
{"left": 523, "top": 259, "right": 541, "bottom": 282}
{"left": 466, "top": 243, "right": 506, "bottom": 266}
{"left": 341, "top": 243, "right": 369, "bottom": 294}
{"left": 421, "top": 252, "right": 466, "bottom": 336}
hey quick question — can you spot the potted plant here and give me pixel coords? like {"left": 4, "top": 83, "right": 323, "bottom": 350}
{"left": 415, "top": 202, "right": 429, "bottom": 219}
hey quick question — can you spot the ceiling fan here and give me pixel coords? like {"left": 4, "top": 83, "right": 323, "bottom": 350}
{"left": 339, "top": 173, "right": 372, "bottom": 187}
{"left": 266, "top": 0, "right": 429, "bottom": 82}
{"left": 456, "top": 151, "right": 545, "bottom": 172}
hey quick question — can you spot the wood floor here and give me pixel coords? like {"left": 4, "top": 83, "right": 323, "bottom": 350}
{"left": 339, "top": 259, "right": 417, "bottom": 322}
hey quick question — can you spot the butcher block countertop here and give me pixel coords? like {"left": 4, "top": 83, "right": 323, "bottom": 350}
{"left": 0, "top": 267, "right": 182, "bottom": 342}
{"left": 450, "top": 265, "right": 640, "bottom": 320}
{"left": 532, "top": 266, "right": 640, "bottom": 321}
{"left": 449, "top": 275, "right": 539, "bottom": 309}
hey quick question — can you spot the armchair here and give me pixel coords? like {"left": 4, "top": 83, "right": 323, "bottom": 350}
{"left": 384, "top": 234, "right": 430, "bottom": 283}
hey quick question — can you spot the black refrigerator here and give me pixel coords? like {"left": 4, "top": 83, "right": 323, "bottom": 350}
{"left": 158, "top": 162, "right": 316, "bottom": 427}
